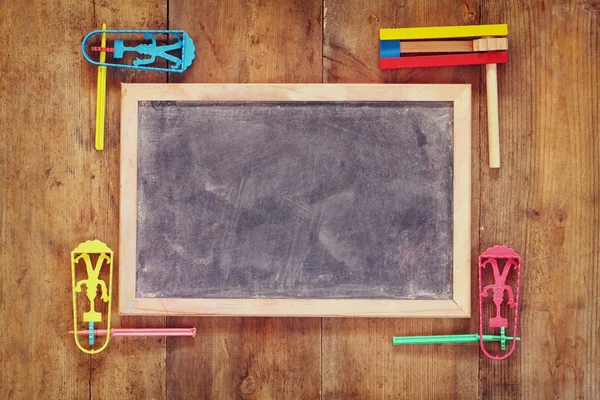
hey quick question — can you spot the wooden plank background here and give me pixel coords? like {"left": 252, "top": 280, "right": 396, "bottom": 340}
{"left": 0, "top": 0, "right": 597, "bottom": 398}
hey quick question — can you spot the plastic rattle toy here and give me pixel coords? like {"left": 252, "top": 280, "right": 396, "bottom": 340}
{"left": 71, "top": 240, "right": 114, "bottom": 354}
{"left": 82, "top": 29, "right": 196, "bottom": 73}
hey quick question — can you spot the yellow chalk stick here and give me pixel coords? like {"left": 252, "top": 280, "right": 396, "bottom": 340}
{"left": 380, "top": 24, "right": 508, "bottom": 41}
{"left": 95, "top": 23, "right": 108, "bottom": 151}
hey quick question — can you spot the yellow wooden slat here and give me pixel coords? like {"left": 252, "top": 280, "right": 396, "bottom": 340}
{"left": 380, "top": 24, "right": 508, "bottom": 40}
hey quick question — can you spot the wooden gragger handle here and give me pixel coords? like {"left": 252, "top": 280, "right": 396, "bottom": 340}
{"left": 486, "top": 63, "right": 500, "bottom": 168}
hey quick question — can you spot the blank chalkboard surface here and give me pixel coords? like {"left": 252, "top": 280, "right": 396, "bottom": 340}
{"left": 120, "top": 84, "right": 471, "bottom": 317}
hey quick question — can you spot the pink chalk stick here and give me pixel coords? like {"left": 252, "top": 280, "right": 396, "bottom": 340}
{"left": 70, "top": 328, "right": 197, "bottom": 337}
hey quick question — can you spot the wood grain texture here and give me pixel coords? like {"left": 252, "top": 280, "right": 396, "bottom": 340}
{"left": 0, "top": 1, "right": 94, "bottom": 398}
{"left": 166, "top": 1, "right": 323, "bottom": 399}
{"left": 322, "top": 1, "right": 482, "bottom": 398}
{"left": 166, "top": 317, "right": 321, "bottom": 399}
{"left": 0, "top": 0, "right": 168, "bottom": 399}
{"left": 168, "top": 0, "right": 322, "bottom": 84}
{"left": 85, "top": 3, "right": 170, "bottom": 399}
{"left": 2, "top": 0, "right": 598, "bottom": 398}
{"left": 479, "top": 1, "right": 599, "bottom": 398}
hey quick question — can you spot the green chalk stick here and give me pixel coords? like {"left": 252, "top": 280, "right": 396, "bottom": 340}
{"left": 392, "top": 333, "right": 520, "bottom": 346}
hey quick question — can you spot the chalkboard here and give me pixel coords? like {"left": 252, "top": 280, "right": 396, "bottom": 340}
{"left": 120, "top": 84, "right": 471, "bottom": 317}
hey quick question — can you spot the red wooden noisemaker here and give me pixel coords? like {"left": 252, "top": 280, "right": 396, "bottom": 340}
{"left": 379, "top": 24, "right": 509, "bottom": 168}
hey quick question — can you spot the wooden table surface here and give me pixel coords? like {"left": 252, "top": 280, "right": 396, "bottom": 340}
{"left": 1, "top": 0, "right": 598, "bottom": 398}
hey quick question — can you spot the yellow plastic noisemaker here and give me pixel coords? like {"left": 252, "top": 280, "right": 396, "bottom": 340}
{"left": 71, "top": 240, "right": 113, "bottom": 354}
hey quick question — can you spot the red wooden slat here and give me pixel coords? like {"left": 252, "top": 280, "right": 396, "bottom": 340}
{"left": 380, "top": 51, "right": 508, "bottom": 69}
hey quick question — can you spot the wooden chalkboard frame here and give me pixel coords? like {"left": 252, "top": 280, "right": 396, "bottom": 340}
{"left": 119, "top": 84, "right": 471, "bottom": 317}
